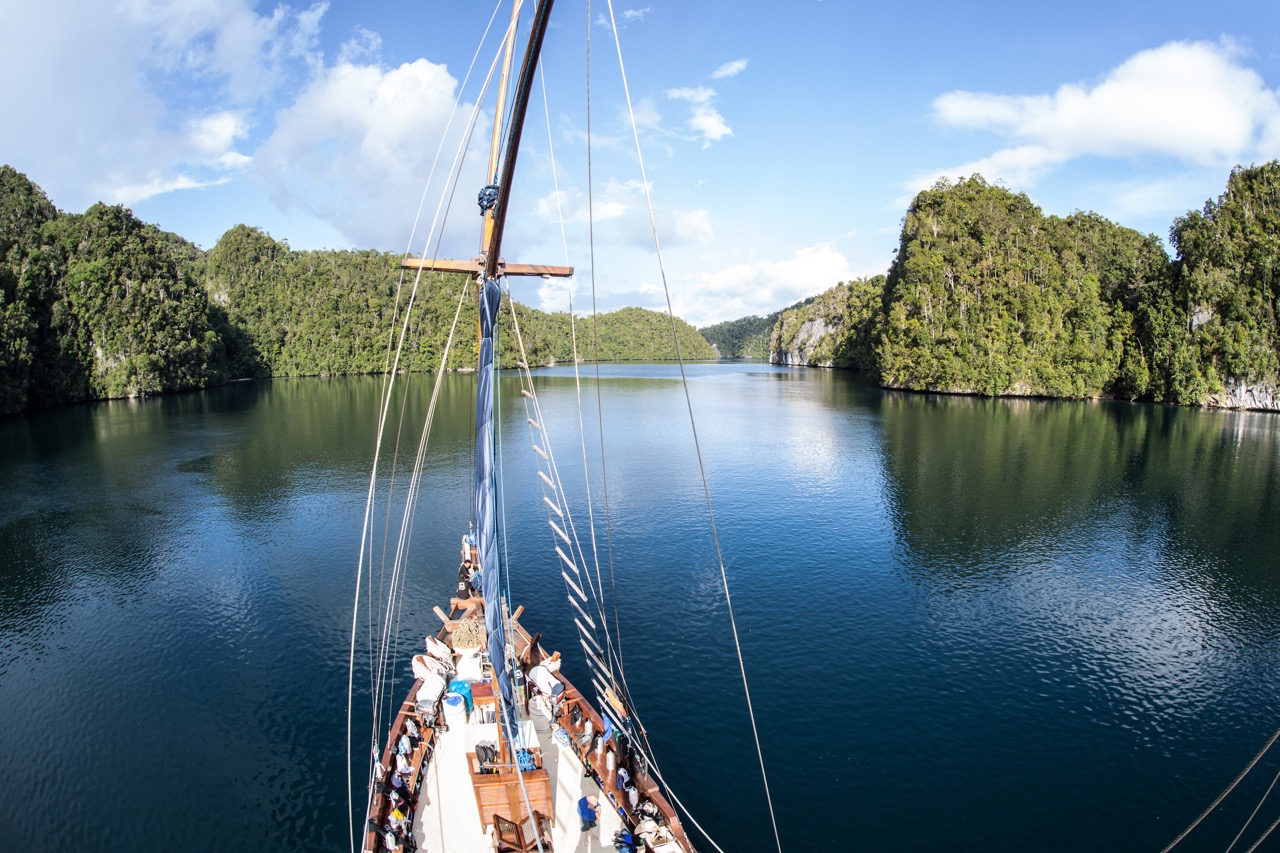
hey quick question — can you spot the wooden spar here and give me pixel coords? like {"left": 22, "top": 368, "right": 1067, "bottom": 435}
{"left": 400, "top": 256, "right": 572, "bottom": 278}
{"left": 481, "top": 3, "right": 521, "bottom": 256}
{"left": 402, "top": 0, "right": 572, "bottom": 283}
{"left": 484, "top": 0, "right": 557, "bottom": 282}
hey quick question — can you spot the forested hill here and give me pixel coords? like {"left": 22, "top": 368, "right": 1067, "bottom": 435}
{"left": 699, "top": 298, "right": 814, "bottom": 357}
{"left": 0, "top": 167, "right": 714, "bottom": 415}
{"left": 768, "top": 163, "right": 1280, "bottom": 410}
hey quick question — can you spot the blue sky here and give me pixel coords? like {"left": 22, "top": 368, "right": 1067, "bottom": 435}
{"left": 3, "top": 0, "right": 1279, "bottom": 326}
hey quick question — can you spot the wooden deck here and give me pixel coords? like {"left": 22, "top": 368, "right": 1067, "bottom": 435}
{"left": 363, "top": 602, "right": 693, "bottom": 853}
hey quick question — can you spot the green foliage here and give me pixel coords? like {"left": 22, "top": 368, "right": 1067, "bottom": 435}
{"left": 1165, "top": 162, "right": 1280, "bottom": 400}
{"left": 9, "top": 159, "right": 1280, "bottom": 414}
{"left": 0, "top": 165, "right": 59, "bottom": 413}
{"left": 0, "top": 167, "right": 716, "bottom": 415}
{"left": 701, "top": 309, "right": 797, "bottom": 358}
{"left": 0, "top": 168, "right": 225, "bottom": 412}
{"left": 205, "top": 228, "right": 715, "bottom": 376}
{"left": 769, "top": 277, "right": 884, "bottom": 369}
{"left": 877, "top": 176, "right": 1168, "bottom": 398}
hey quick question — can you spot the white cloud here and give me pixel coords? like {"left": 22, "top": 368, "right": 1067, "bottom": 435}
{"left": 674, "top": 243, "right": 853, "bottom": 327}
{"left": 0, "top": 0, "right": 327, "bottom": 213}
{"left": 595, "top": 7, "right": 651, "bottom": 28}
{"left": 687, "top": 107, "right": 733, "bottom": 146}
{"left": 188, "top": 112, "right": 249, "bottom": 159}
{"left": 533, "top": 181, "right": 712, "bottom": 252}
{"left": 339, "top": 26, "right": 383, "bottom": 65}
{"left": 112, "top": 173, "right": 230, "bottom": 206}
{"left": 914, "top": 39, "right": 1280, "bottom": 195}
{"left": 667, "top": 86, "right": 715, "bottom": 105}
{"left": 256, "top": 57, "right": 479, "bottom": 250}
{"left": 534, "top": 187, "right": 627, "bottom": 223}
{"left": 119, "top": 0, "right": 327, "bottom": 102}
{"left": 666, "top": 86, "right": 732, "bottom": 146}
{"left": 712, "top": 59, "right": 748, "bottom": 80}
{"left": 674, "top": 209, "right": 714, "bottom": 245}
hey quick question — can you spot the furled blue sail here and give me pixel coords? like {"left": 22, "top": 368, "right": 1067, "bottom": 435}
{"left": 474, "top": 277, "right": 513, "bottom": 712}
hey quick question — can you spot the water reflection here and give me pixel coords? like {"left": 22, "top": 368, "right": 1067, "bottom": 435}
{"left": 2, "top": 368, "right": 1278, "bottom": 850}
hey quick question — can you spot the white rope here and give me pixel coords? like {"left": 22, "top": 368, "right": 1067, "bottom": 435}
{"left": 347, "top": 9, "right": 511, "bottom": 847}
{"left": 1227, "top": 764, "right": 1280, "bottom": 852}
{"left": 1243, "top": 811, "right": 1280, "bottom": 853}
{"left": 533, "top": 38, "right": 630, "bottom": 693}
{"left": 399, "top": 0, "right": 507, "bottom": 259}
{"left": 604, "top": 2, "right": 783, "bottom": 850}
{"left": 504, "top": 291, "right": 617, "bottom": 670}
{"left": 1162, "top": 724, "right": 1280, "bottom": 853}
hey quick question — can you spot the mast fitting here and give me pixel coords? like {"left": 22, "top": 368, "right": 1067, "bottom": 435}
{"left": 478, "top": 184, "right": 500, "bottom": 214}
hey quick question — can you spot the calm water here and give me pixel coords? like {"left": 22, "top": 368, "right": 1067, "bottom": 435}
{"left": 2, "top": 364, "right": 1279, "bottom": 851}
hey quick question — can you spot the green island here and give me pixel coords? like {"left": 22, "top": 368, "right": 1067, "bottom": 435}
{"left": 3, "top": 162, "right": 1278, "bottom": 414}
{"left": 771, "top": 163, "right": 1280, "bottom": 409}
{"left": 0, "top": 167, "right": 713, "bottom": 415}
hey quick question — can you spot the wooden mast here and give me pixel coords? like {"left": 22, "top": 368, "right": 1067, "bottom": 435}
{"left": 401, "top": 0, "right": 573, "bottom": 281}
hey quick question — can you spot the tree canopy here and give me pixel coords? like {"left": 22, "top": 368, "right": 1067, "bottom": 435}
{"left": 770, "top": 164, "right": 1280, "bottom": 409}
{"left": 0, "top": 169, "right": 715, "bottom": 415}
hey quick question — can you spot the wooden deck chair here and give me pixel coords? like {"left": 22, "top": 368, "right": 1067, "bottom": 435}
{"left": 492, "top": 812, "right": 553, "bottom": 852}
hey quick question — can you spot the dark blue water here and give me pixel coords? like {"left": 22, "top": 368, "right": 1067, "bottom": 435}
{"left": 2, "top": 365, "right": 1278, "bottom": 851}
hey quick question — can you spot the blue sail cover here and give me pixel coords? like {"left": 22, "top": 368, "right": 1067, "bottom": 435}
{"left": 475, "top": 277, "right": 513, "bottom": 711}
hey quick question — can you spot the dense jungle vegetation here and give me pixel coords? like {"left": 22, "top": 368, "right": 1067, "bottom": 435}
{"left": 771, "top": 162, "right": 1280, "bottom": 407}
{"left": 7, "top": 161, "right": 1277, "bottom": 415}
{"left": 0, "top": 167, "right": 713, "bottom": 415}
{"left": 699, "top": 298, "right": 814, "bottom": 357}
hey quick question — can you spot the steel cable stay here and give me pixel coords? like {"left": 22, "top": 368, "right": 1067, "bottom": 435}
{"left": 489, "top": 15, "right": 745, "bottom": 849}
{"left": 1226, "top": 764, "right": 1280, "bottom": 852}
{"left": 351, "top": 2, "right": 777, "bottom": 851}
{"left": 505, "top": 284, "right": 733, "bottom": 852}
{"left": 504, "top": 298, "right": 619, "bottom": 697}
{"left": 536, "top": 52, "right": 635, "bottom": 711}
{"left": 355, "top": 277, "right": 473, "bottom": 851}
{"left": 576, "top": 0, "right": 660, "bottom": 765}
{"left": 1243, "top": 811, "right": 1280, "bottom": 853}
{"left": 346, "top": 18, "right": 508, "bottom": 841}
{"left": 1162, "top": 723, "right": 1280, "bottom": 853}
{"left": 596, "top": 0, "right": 785, "bottom": 850}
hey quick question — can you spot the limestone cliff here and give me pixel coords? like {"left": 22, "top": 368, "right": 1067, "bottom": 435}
{"left": 768, "top": 277, "right": 884, "bottom": 369}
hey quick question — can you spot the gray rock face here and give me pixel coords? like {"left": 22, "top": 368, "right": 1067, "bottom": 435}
{"left": 771, "top": 318, "right": 832, "bottom": 366}
{"left": 1206, "top": 380, "right": 1280, "bottom": 411}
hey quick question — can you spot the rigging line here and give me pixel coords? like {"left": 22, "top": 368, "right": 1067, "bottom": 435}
{"left": 582, "top": 0, "right": 636, "bottom": 730}
{"left": 414, "top": 19, "right": 508, "bottom": 266}
{"left": 373, "top": 272, "right": 442, "bottom": 730}
{"left": 504, "top": 300, "right": 616, "bottom": 671}
{"left": 362, "top": 272, "right": 475, "bottom": 839}
{"left": 400, "top": 0, "right": 507, "bottom": 258}
{"left": 604, "top": 2, "right": 783, "bottom": 850}
{"left": 1244, "top": 811, "right": 1280, "bottom": 853}
{"left": 349, "top": 16, "right": 507, "bottom": 853}
{"left": 371, "top": 12, "right": 506, "bottom": 621}
{"left": 1161, "top": 724, "right": 1280, "bottom": 853}
{"left": 1227, "top": 764, "right": 1280, "bottom": 853}
{"left": 346, "top": 266, "right": 429, "bottom": 852}
{"left": 538, "top": 36, "right": 630, "bottom": 698}
{"left": 350, "top": 271, "right": 474, "bottom": 851}
{"left": 636, "top": 751, "right": 731, "bottom": 853}
{"left": 382, "top": 275, "right": 475, "bottom": 680}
